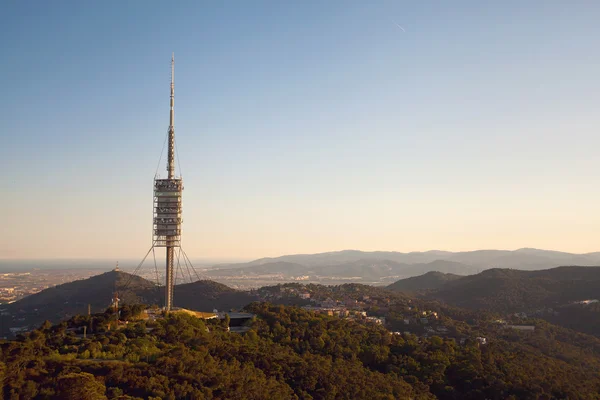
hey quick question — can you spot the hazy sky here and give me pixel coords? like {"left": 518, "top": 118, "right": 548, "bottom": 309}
{"left": 2, "top": 1, "right": 599, "bottom": 261}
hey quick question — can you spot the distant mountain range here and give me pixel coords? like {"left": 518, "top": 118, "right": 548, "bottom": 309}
{"left": 4, "top": 248, "right": 600, "bottom": 338}
{"left": 205, "top": 248, "right": 600, "bottom": 283}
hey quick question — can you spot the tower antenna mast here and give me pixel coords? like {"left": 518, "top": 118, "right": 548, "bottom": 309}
{"left": 168, "top": 53, "right": 175, "bottom": 179}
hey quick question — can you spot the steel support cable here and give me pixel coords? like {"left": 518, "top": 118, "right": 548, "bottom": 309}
{"left": 181, "top": 248, "right": 193, "bottom": 283}
{"left": 124, "top": 243, "right": 155, "bottom": 291}
{"left": 154, "top": 131, "right": 169, "bottom": 178}
{"left": 178, "top": 246, "right": 192, "bottom": 283}
{"left": 151, "top": 246, "right": 163, "bottom": 309}
{"left": 183, "top": 250, "right": 194, "bottom": 283}
{"left": 175, "top": 247, "right": 186, "bottom": 283}
{"left": 178, "top": 238, "right": 195, "bottom": 282}
{"left": 176, "top": 260, "right": 187, "bottom": 309}
{"left": 174, "top": 254, "right": 184, "bottom": 308}
{"left": 181, "top": 248, "right": 203, "bottom": 281}
{"left": 181, "top": 248, "right": 201, "bottom": 281}
{"left": 174, "top": 249, "right": 181, "bottom": 286}
{"left": 174, "top": 136, "right": 183, "bottom": 179}
{"left": 178, "top": 262, "right": 186, "bottom": 286}
{"left": 152, "top": 247, "right": 160, "bottom": 287}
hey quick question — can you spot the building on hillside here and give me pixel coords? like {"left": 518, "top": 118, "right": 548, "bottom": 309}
{"left": 505, "top": 325, "right": 535, "bottom": 331}
{"left": 321, "top": 298, "right": 337, "bottom": 308}
{"left": 577, "top": 299, "right": 599, "bottom": 305}
{"left": 299, "top": 293, "right": 311, "bottom": 299}
{"left": 9, "top": 327, "right": 27, "bottom": 334}
{"left": 422, "top": 311, "right": 438, "bottom": 319}
{"left": 365, "top": 316, "right": 385, "bottom": 325}
{"left": 144, "top": 308, "right": 218, "bottom": 321}
{"left": 220, "top": 312, "right": 255, "bottom": 333}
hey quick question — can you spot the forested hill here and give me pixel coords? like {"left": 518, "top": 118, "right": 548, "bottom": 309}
{"left": 2, "top": 303, "right": 600, "bottom": 399}
{"left": 2, "top": 271, "right": 256, "bottom": 337}
{"left": 5, "top": 271, "right": 155, "bottom": 325}
{"left": 426, "top": 266, "right": 600, "bottom": 312}
{"left": 387, "top": 271, "right": 462, "bottom": 292}
{"left": 383, "top": 266, "right": 600, "bottom": 337}
{"left": 164, "top": 280, "right": 258, "bottom": 312}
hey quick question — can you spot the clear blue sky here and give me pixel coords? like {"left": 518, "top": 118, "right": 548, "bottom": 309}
{"left": 2, "top": 1, "right": 599, "bottom": 260}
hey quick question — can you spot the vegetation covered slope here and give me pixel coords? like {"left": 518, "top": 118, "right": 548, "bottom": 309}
{"left": 428, "top": 266, "right": 600, "bottom": 312}
{"left": 2, "top": 303, "right": 600, "bottom": 399}
{"left": 2, "top": 272, "right": 256, "bottom": 337}
{"left": 387, "top": 271, "right": 463, "bottom": 292}
{"left": 3, "top": 271, "right": 154, "bottom": 332}
{"left": 165, "top": 280, "right": 258, "bottom": 312}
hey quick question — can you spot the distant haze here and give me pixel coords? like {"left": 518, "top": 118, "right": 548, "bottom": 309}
{"left": 4, "top": 248, "right": 600, "bottom": 275}
{"left": 0, "top": 257, "right": 252, "bottom": 272}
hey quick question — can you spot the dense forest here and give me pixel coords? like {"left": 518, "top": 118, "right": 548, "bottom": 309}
{"left": 1, "top": 302, "right": 600, "bottom": 399}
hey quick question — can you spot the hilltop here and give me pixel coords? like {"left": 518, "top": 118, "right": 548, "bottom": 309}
{"left": 386, "top": 266, "right": 600, "bottom": 336}
{"left": 5, "top": 270, "right": 154, "bottom": 324}
{"left": 1, "top": 270, "right": 257, "bottom": 337}
{"left": 384, "top": 265, "right": 600, "bottom": 313}
{"left": 165, "top": 280, "right": 257, "bottom": 311}
{"left": 427, "top": 266, "right": 600, "bottom": 312}
{"left": 386, "top": 271, "right": 462, "bottom": 292}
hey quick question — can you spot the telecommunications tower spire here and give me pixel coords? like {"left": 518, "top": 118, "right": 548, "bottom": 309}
{"left": 168, "top": 53, "right": 175, "bottom": 179}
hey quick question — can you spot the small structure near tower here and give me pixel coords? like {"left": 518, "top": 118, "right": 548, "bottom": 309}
{"left": 112, "top": 261, "right": 120, "bottom": 312}
{"left": 111, "top": 292, "right": 120, "bottom": 313}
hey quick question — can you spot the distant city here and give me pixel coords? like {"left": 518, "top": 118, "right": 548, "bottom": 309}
{"left": 0, "top": 269, "right": 105, "bottom": 304}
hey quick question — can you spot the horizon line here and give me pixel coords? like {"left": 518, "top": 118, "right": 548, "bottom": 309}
{"left": 2, "top": 246, "right": 600, "bottom": 262}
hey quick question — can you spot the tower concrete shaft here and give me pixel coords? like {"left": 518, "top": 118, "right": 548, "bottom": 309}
{"left": 165, "top": 247, "right": 174, "bottom": 310}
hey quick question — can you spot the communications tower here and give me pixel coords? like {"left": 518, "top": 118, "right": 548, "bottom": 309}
{"left": 124, "top": 54, "right": 202, "bottom": 312}
{"left": 153, "top": 54, "right": 183, "bottom": 312}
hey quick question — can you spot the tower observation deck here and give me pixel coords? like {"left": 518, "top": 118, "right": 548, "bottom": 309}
{"left": 154, "top": 54, "right": 182, "bottom": 311}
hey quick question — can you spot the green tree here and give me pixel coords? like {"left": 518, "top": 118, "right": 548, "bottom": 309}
{"left": 57, "top": 372, "right": 107, "bottom": 400}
